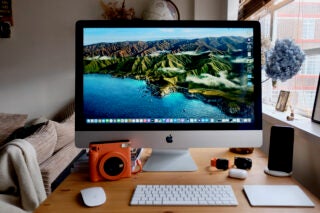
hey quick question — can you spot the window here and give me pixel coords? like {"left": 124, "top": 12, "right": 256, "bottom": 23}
{"left": 248, "top": 0, "right": 320, "bottom": 117}
{"left": 303, "top": 55, "right": 320, "bottom": 75}
{"left": 302, "top": 19, "right": 315, "bottom": 40}
{"left": 260, "top": 13, "right": 271, "bottom": 39}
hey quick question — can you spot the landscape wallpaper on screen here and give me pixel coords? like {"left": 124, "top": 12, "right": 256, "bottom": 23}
{"left": 83, "top": 28, "right": 255, "bottom": 122}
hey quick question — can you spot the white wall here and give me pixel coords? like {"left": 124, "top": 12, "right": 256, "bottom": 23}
{"left": 0, "top": 0, "right": 228, "bottom": 121}
{"left": 227, "top": 0, "right": 239, "bottom": 20}
{"left": 194, "top": 0, "right": 227, "bottom": 20}
{"left": 0, "top": 0, "right": 101, "bottom": 120}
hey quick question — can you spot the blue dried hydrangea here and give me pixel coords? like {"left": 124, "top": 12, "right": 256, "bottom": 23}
{"left": 265, "top": 39, "right": 305, "bottom": 82}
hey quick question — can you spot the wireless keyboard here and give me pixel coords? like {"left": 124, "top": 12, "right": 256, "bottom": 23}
{"left": 130, "top": 184, "right": 238, "bottom": 206}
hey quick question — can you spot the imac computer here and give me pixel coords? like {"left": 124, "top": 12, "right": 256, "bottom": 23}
{"left": 75, "top": 20, "right": 262, "bottom": 172}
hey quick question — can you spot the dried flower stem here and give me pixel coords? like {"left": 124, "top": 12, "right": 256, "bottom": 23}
{"left": 100, "top": 0, "right": 135, "bottom": 20}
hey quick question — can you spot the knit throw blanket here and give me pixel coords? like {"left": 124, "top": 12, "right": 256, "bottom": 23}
{"left": 0, "top": 139, "right": 46, "bottom": 212}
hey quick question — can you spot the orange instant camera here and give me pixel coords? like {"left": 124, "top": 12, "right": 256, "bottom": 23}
{"left": 89, "top": 140, "right": 131, "bottom": 182}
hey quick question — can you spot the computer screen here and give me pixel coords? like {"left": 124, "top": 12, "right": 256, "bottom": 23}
{"left": 75, "top": 20, "right": 262, "bottom": 171}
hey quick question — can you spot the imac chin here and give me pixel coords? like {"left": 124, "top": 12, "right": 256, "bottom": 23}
{"left": 75, "top": 20, "right": 262, "bottom": 172}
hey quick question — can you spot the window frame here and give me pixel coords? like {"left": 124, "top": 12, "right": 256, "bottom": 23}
{"left": 246, "top": 0, "right": 320, "bottom": 118}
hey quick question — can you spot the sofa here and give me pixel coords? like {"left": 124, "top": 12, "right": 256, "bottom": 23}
{"left": 0, "top": 108, "right": 84, "bottom": 211}
{"left": 25, "top": 113, "right": 85, "bottom": 195}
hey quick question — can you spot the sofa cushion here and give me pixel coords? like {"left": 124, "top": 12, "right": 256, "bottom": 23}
{"left": 53, "top": 117, "right": 75, "bottom": 152}
{"left": 5, "top": 122, "right": 47, "bottom": 143}
{"left": 40, "top": 143, "right": 82, "bottom": 194}
{"left": 25, "top": 121, "right": 57, "bottom": 164}
{"left": 0, "top": 113, "right": 28, "bottom": 147}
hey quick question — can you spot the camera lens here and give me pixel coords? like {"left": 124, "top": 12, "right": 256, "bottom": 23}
{"left": 103, "top": 157, "right": 124, "bottom": 176}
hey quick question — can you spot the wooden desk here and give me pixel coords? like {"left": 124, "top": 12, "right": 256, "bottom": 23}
{"left": 35, "top": 148, "right": 320, "bottom": 213}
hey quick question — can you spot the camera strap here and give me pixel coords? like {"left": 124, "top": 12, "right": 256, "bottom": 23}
{"left": 131, "top": 159, "right": 142, "bottom": 175}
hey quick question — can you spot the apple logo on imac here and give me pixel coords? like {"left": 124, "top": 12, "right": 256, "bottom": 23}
{"left": 166, "top": 134, "right": 173, "bottom": 143}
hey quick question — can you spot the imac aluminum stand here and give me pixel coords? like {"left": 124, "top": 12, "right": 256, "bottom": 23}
{"left": 143, "top": 149, "right": 198, "bottom": 172}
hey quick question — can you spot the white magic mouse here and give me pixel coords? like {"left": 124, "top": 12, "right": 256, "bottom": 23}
{"left": 228, "top": 168, "right": 248, "bottom": 179}
{"left": 80, "top": 187, "right": 106, "bottom": 207}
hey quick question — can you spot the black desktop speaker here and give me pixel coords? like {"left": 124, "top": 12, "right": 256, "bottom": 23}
{"left": 264, "top": 125, "right": 294, "bottom": 177}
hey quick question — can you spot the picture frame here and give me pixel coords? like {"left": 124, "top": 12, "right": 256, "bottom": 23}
{"left": 311, "top": 75, "right": 320, "bottom": 124}
{"left": 275, "top": 90, "right": 290, "bottom": 112}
